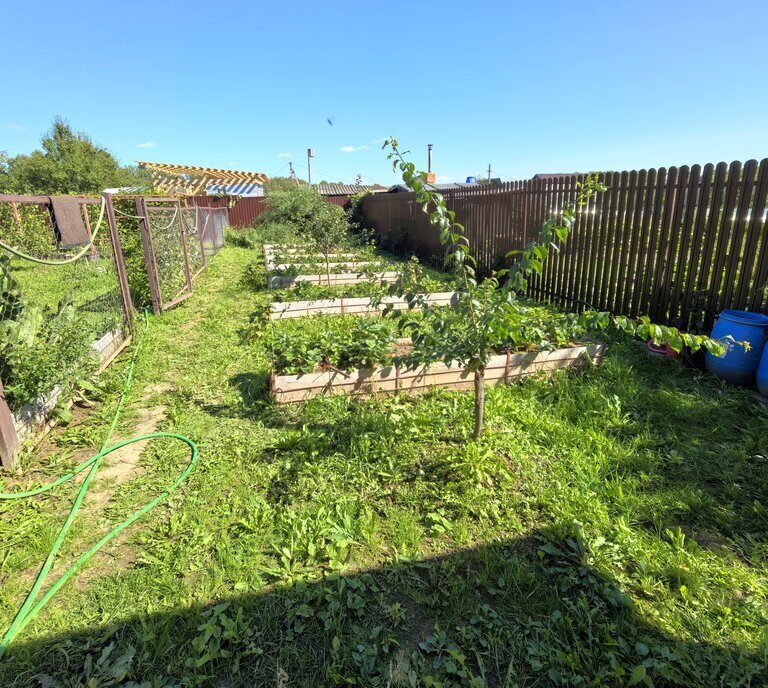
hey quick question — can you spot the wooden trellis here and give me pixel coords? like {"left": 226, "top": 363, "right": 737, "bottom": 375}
{"left": 137, "top": 161, "right": 268, "bottom": 196}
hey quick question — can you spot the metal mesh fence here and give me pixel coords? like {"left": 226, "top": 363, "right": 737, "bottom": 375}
{"left": 181, "top": 206, "right": 205, "bottom": 276}
{"left": 0, "top": 199, "right": 129, "bottom": 421}
{"left": 144, "top": 202, "right": 191, "bottom": 307}
{"left": 197, "top": 206, "right": 228, "bottom": 261}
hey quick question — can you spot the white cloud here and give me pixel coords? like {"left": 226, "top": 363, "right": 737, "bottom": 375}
{"left": 4, "top": 123, "right": 25, "bottom": 131}
{"left": 137, "top": 141, "right": 156, "bottom": 148}
{"left": 436, "top": 175, "right": 452, "bottom": 181}
{"left": 340, "top": 145, "right": 370, "bottom": 153}
{"left": 277, "top": 152, "right": 291, "bottom": 158}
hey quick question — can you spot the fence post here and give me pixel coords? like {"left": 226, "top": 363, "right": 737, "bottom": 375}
{"left": 0, "top": 379, "right": 19, "bottom": 470}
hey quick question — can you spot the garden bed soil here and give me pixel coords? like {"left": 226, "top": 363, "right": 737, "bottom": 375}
{"left": 271, "top": 342, "right": 606, "bottom": 403}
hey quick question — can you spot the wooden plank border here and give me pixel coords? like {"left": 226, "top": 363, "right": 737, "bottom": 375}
{"left": 269, "top": 292, "right": 461, "bottom": 319}
{"left": 272, "top": 343, "right": 605, "bottom": 403}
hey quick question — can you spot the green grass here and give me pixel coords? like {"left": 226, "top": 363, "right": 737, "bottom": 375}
{"left": 1, "top": 242, "right": 767, "bottom": 687}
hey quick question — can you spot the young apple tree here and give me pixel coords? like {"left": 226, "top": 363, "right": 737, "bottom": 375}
{"left": 381, "top": 137, "right": 728, "bottom": 440}
{"left": 303, "top": 200, "right": 350, "bottom": 287}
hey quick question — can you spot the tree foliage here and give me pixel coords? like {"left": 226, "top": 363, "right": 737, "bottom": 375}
{"left": 263, "top": 176, "right": 307, "bottom": 194}
{"left": 0, "top": 118, "right": 149, "bottom": 195}
{"left": 258, "top": 187, "right": 327, "bottom": 231}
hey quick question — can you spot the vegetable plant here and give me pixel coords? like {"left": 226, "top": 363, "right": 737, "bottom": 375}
{"left": 0, "top": 255, "right": 97, "bottom": 411}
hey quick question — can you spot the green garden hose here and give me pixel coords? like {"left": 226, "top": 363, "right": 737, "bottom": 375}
{"left": 0, "top": 198, "right": 106, "bottom": 265}
{"left": 0, "top": 312, "right": 199, "bottom": 660}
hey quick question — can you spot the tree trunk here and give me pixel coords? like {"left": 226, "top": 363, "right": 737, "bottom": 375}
{"left": 473, "top": 367, "right": 485, "bottom": 440}
{"left": 325, "top": 249, "right": 332, "bottom": 288}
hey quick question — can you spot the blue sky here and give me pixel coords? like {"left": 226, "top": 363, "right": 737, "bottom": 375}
{"left": 2, "top": 0, "right": 767, "bottom": 185}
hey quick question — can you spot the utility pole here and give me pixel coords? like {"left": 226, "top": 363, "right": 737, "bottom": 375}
{"left": 307, "top": 148, "right": 315, "bottom": 186}
{"left": 289, "top": 162, "right": 300, "bottom": 187}
{"left": 487, "top": 164, "right": 492, "bottom": 183}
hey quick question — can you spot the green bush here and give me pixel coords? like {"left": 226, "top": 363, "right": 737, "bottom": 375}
{"left": 258, "top": 188, "right": 328, "bottom": 233}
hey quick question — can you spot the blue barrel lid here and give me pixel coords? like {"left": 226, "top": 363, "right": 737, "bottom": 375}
{"left": 717, "top": 310, "right": 768, "bottom": 326}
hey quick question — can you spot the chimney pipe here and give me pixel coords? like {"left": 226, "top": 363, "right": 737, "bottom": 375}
{"left": 427, "top": 144, "right": 433, "bottom": 173}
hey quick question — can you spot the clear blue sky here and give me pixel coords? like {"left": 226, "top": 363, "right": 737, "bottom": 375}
{"left": 2, "top": 0, "right": 767, "bottom": 185}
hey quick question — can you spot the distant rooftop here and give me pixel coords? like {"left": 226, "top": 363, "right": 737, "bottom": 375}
{"left": 206, "top": 183, "right": 264, "bottom": 197}
{"left": 388, "top": 180, "right": 503, "bottom": 193}
{"left": 316, "top": 183, "right": 389, "bottom": 196}
{"left": 532, "top": 173, "right": 580, "bottom": 180}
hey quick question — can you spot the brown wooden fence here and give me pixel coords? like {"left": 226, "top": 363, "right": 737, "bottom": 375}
{"left": 361, "top": 160, "right": 768, "bottom": 328}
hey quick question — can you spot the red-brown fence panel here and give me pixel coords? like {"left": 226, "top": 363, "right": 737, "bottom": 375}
{"left": 361, "top": 160, "right": 768, "bottom": 326}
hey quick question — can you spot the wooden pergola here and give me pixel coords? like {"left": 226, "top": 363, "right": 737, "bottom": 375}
{"left": 137, "top": 161, "right": 269, "bottom": 195}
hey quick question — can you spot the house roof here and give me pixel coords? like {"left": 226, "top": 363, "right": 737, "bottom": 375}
{"left": 316, "top": 183, "right": 389, "bottom": 196}
{"left": 206, "top": 182, "right": 264, "bottom": 197}
{"left": 388, "top": 181, "right": 501, "bottom": 193}
{"left": 532, "top": 173, "right": 579, "bottom": 180}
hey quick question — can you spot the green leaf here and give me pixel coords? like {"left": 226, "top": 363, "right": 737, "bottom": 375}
{"left": 629, "top": 664, "right": 647, "bottom": 685}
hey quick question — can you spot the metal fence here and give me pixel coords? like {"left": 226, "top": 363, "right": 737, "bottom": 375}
{"left": 116, "top": 197, "right": 228, "bottom": 314}
{"left": 362, "top": 159, "right": 768, "bottom": 328}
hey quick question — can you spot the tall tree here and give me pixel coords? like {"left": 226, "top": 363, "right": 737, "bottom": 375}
{"left": 0, "top": 118, "right": 149, "bottom": 194}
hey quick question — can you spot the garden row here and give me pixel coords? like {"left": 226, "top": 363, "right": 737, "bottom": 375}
{"left": 255, "top": 154, "right": 729, "bottom": 438}
{"left": 262, "top": 240, "right": 608, "bottom": 405}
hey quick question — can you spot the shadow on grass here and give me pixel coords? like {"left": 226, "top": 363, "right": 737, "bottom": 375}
{"left": 1, "top": 527, "right": 763, "bottom": 687}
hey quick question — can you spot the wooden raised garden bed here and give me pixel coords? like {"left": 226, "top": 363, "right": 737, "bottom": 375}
{"left": 269, "top": 261, "right": 376, "bottom": 271}
{"left": 268, "top": 271, "right": 401, "bottom": 290}
{"left": 264, "top": 243, "right": 395, "bottom": 289}
{"left": 0, "top": 329, "right": 131, "bottom": 469}
{"left": 269, "top": 292, "right": 460, "bottom": 319}
{"left": 271, "top": 342, "right": 606, "bottom": 404}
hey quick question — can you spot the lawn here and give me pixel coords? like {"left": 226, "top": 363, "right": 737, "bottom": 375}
{"left": 1, "top": 239, "right": 767, "bottom": 687}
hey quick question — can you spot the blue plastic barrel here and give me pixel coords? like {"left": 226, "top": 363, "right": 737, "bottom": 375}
{"left": 705, "top": 310, "right": 768, "bottom": 386}
{"left": 757, "top": 344, "right": 768, "bottom": 397}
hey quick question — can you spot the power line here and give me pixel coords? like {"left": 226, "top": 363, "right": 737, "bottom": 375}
{"left": 292, "top": 161, "right": 347, "bottom": 184}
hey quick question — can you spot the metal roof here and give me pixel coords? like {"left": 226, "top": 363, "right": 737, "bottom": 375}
{"left": 206, "top": 182, "right": 264, "bottom": 197}
{"left": 388, "top": 182, "right": 499, "bottom": 193}
{"left": 532, "top": 173, "right": 579, "bottom": 180}
{"left": 103, "top": 185, "right": 151, "bottom": 194}
{"left": 316, "top": 183, "right": 389, "bottom": 196}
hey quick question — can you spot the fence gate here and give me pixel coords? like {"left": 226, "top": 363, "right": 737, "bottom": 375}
{"left": 136, "top": 197, "right": 194, "bottom": 313}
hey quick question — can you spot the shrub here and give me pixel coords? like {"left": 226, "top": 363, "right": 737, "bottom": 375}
{"left": 258, "top": 188, "right": 328, "bottom": 233}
